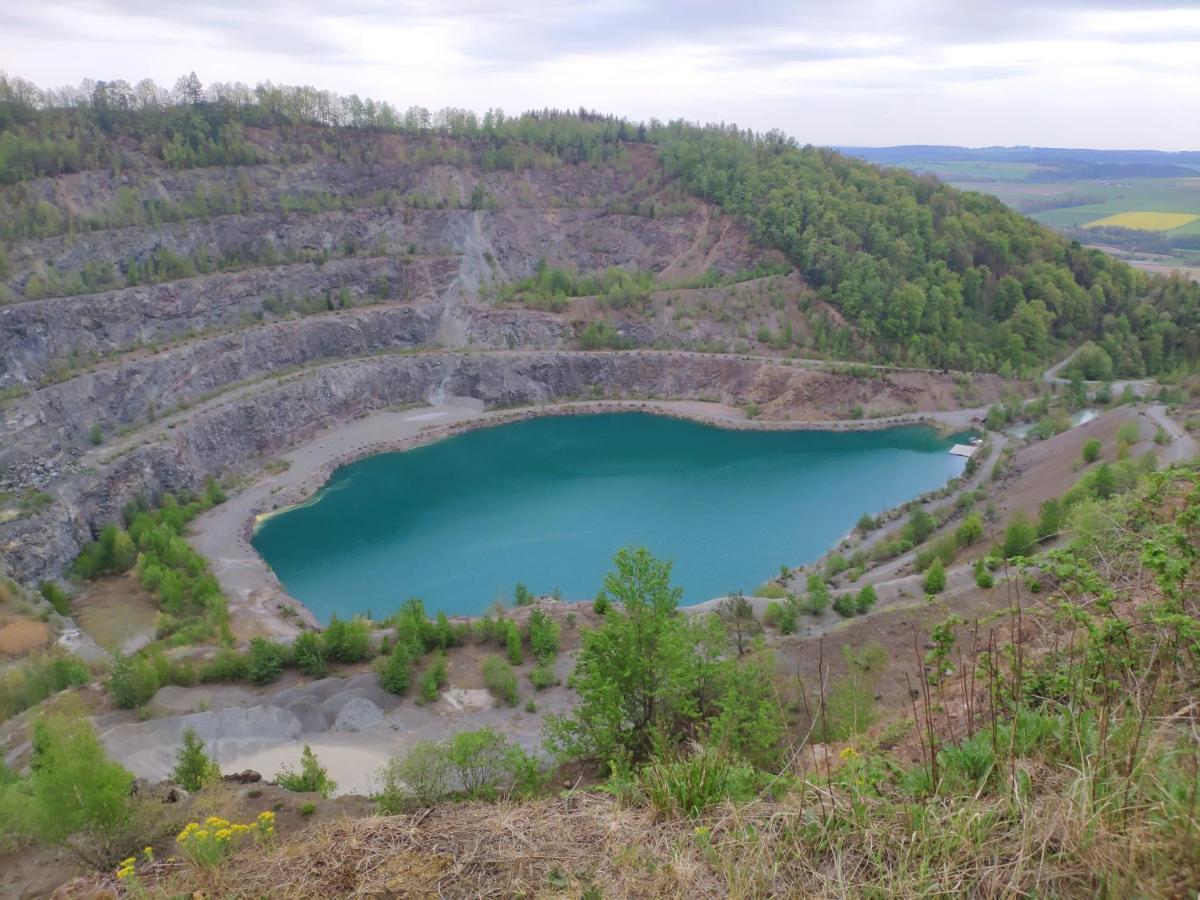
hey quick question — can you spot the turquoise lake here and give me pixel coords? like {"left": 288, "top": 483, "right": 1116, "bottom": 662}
{"left": 252, "top": 413, "right": 967, "bottom": 622}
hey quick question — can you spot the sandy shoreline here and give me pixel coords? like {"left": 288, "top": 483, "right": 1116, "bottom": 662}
{"left": 188, "top": 397, "right": 978, "bottom": 641}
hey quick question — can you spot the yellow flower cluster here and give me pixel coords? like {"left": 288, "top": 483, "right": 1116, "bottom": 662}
{"left": 115, "top": 847, "right": 152, "bottom": 881}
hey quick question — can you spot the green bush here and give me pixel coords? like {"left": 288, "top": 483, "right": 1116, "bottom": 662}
{"left": 955, "top": 512, "right": 984, "bottom": 547}
{"left": 418, "top": 653, "right": 449, "bottom": 703}
{"left": 171, "top": 727, "right": 220, "bottom": 791}
{"left": 530, "top": 663, "right": 559, "bottom": 690}
{"left": 854, "top": 584, "right": 877, "bottom": 615}
{"left": 1001, "top": 513, "right": 1038, "bottom": 559}
{"left": 504, "top": 620, "right": 523, "bottom": 666}
{"left": 514, "top": 582, "right": 533, "bottom": 606}
{"left": 378, "top": 642, "right": 413, "bottom": 695}
{"left": 276, "top": 745, "right": 336, "bottom": 797}
{"left": 446, "top": 728, "right": 537, "bottom": 799}
{"left": 753, "top": 582, "right": 787, "bottom": 600}
{"left": 527, "top": 610, "right": 560, "bottom": 664}
{"left": 246, "top": 637, "right": 286, "bottom": 685}
{"left": 482, "top": 656, "right": 519, "bottom": 706}
{"left": 636, "top": 746, "right": 768, "bottom": 818}
{"left": 0, "top": 705, "right": 137, "bottom": 858}
{"left": 375, "top": 740, "right": 450, "bottom": 812}
{"left": 38, "top": 581, "right": 71, "bottom": 616}
{"left": 292, "top": 630, "right": 326, "bottom": 677}
{"left": 198, "top": 647, "right": 249, "bottom": 683}
{"left": 831, "top": 593, "right": 857, "bottom": 618}
{"left": 592, "top": 593, "right": 610, "bottom": 615}
{"left": 323, "top": 615, "right": 372, "bottom": 663}
{"left": 923, "top": 559, "right": 946, "bottom": 594}
{"left": 1082, "top": 438, "right": 1102, "bottom": 464}
{"left": 108, "top": 653, "right": 160, "bottom": 709}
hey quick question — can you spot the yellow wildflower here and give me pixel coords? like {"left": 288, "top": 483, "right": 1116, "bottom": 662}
{"left": 839, "top": 746, "right": 859, "bottom": 762}
{"left": 116, "top": 867, "right": 134, "bottom": 880}
{"left": 194, "top": 830, "right": 209, "bottom": 841}
{"left": 216, "top": 828, "right": 232, "bottom": 840}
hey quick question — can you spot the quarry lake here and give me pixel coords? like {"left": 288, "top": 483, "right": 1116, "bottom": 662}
{"left": 252, "top": 413, "right": 968, "bottom": 622}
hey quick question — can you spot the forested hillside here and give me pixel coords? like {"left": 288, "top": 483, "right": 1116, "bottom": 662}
{"left": 2, "top": 71, "right": 1197, "bottom": 377}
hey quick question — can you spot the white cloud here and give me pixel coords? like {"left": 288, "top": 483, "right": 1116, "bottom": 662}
{"left": 4, "top": 0, "right": 1198, "bottom": 148}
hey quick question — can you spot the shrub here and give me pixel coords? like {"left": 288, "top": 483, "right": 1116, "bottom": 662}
{"left": 955, "top": 512, "right": 984, "bottom": 547}
{"left": 762, "top": 601, "right": 783, "bottom": 628}
{"left": 1001, "top": 513, "right": 1038, "bottom": 559}
{"left": 530, "top": 663, "right": 559, "bottom": 690}
{"left": 446, "top": 728, "right": 531, "bottom": 799}
{"left": 1081, "top": 438, "right": 1102, "bottom": 464}
{"left": 0, "top": 706, "right": 135, "bottom": 849}
{"left": 1036, "top": 498, "right": 1062, "bottom": 540}
{"left": 482, "top": 656, "right": 519, "bottom": 706}
{"left": 974, "top": 559, "right": 994, "bottom": 588}
{"left": 831, "top": 593, "right": 857, "bottom": 618}
{"left": 803, "top": 574, "right": 830, "bottom": 615}
{"left": 753, "top": 582, "right": 787, "bottom": 600}
{"left": 198, "top": 647, "right": 249, "bottom": 683}
{"left": 824, "top": 553, "right": 850, "bottom": 578}
{"left": 636, "top": 747, "right": 766, "bottom": 818}
{"left": 171, "top": 727, "right": 220, "bottom": 791}
{"left": 292, "top": 630, "right": 326, "bottom": 678}
{"left": 776, "top": 596, "right": 798, "bottom": 634}
{"left": 504, "top": 620, "right": 523, "bottom": 666}
{"left": 527, "top": 610, "right": 560, "bottom": 664}
{"left": 299, "top": 802, "right": 316, "bottom": 817}
{"left": 374, "top": 741, "right": 450, "bottom": 811}
{"left": 246, "top": 637, "right": 286, "bottom": 685}
{"left": 902, "top": 508, "right": 936, "bottom": 544}
{"left": 923, "top": 559, "right": 946, "bottom": 594}
{"left": 323, "top": 615, "right": 372, "bottom": 663}
{"left": 39, "top": 581, "right": 71, "bottom": 616}
{"left": 854, "top": 584, "right": 877, "bottom": 615}
{"left": 593, "top": 593, "right": 610, "bottom": 615}
{"left": 856, "top": 512, "right": 878, "bottom": 532}
{"left": 378, "top": 642, "right": 412, "bottom": 695}
{"left": 276, "top": 745, "right": 336, "bottom": 797}
{"left": 418, "top": 653, "right": 449, "bottom": 703}
{"left": 514, "top": 582, "right": 533, "bottom": 606}
{"left": 108, "top": 653, "right": 160, "bottom": 709}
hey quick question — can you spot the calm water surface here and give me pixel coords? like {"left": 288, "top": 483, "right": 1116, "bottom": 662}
{"left": 252, "top": 413, "right": 966, "bottom": 621}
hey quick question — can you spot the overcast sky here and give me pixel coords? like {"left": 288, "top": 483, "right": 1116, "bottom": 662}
{"left": 4, "top": 0, "right": 1199, "bottom": 149}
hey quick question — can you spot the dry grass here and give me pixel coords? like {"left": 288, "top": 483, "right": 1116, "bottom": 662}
{"left": 147, "top": 794, "right": 726, "bottom": 898}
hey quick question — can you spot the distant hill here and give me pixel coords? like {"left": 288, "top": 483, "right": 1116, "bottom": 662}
{"left": 838, "top": 145, "right": 1200, "bottom": 180}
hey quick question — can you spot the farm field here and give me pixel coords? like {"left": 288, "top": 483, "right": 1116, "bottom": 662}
{"left": 1084, "top": 210, "right": 1199, "bottom": 231}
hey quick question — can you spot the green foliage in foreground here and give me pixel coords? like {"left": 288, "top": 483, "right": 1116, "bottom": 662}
{"left": 171, "top": 727, "right": 221, "bottom": 792}
{"left": 374, "top": 728, "right": 541, "bottom": 812}
{"left": 276, "top": 745, "right": 337, "bottom": 798}
{"left": 545, "top": 547, "right": 786, "bottom": 771}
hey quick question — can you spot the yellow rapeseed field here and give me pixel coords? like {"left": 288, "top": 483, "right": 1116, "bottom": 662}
{"left": 1084, "top": 211, "right": 1199, "bottom": 231}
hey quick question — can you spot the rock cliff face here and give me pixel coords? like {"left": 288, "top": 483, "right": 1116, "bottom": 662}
{"left": 0, "top": 348, "right": 1002, "bottom": 586}
{"left": 0, "top": 131, "right": 1004, "bottom": 591}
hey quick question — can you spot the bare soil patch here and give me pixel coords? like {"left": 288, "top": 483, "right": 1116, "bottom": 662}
{"left": 995, "top": 405, "right": 1146, "bottom": 517}
{"left": 0, "top": 619, "right": 51, "bottom": 657}
{"left": 74, "top": 573, "right": 159, "bottom": 655}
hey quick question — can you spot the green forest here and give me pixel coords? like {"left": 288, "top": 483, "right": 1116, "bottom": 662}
{"left": 1, "top": 71, "right": 1197, "bottom": 378}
